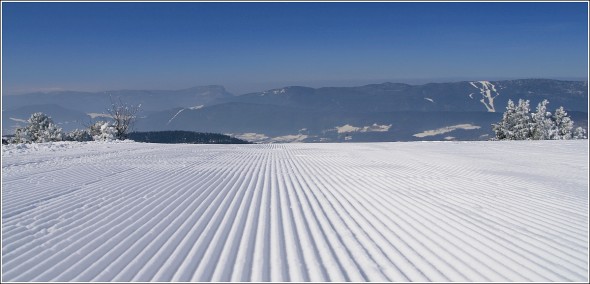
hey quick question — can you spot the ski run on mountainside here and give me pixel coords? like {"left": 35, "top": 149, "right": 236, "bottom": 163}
{"left": 2, "top": 140, "right": 588, "bottom": 282}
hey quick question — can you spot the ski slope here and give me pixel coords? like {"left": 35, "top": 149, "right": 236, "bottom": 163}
{"left": 2, "top": 141, "right": 588, "bottom": 282}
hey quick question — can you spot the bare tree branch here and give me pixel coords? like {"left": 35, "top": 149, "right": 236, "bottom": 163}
{"left": 106, "top": 95, "right": 142, "bottom": 140}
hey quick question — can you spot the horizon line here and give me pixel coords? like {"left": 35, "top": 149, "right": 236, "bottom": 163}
{"left": 3, "top": 76, "right": 589, "bottom": 96}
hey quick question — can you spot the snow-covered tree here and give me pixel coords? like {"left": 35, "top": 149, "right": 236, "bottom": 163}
{"left": 65, "top": 129, "right": 93, "bottom": 142}
{"left": 493, "top": 99, "right": 533, "bottom": 140}
{"left": 89, "top": 121, "right": 107, "bottom": 138}
{"left": 13, "top": 112, "right": 63, "bottom": 143}
{"left": 493, "top": 99, "right": 587, "bottom": 140}
{"left": 553, "top": 107, "right": 574, "bottom": 140}
{"left": 512, "top": 99, "right": 533, "bottom": 140}
{"left": 531, "top": 99, "right": 556, "bottom": 140}
{"left": 107, "top": 96, "right": 141, "bottom": 140}
{"left": 492, "top": 99, "right": 518, "bottom": 140}
{"left": 92, "top": 121, "right": 116, "bottom": 141}
{"left": 574, "top": 127, "right": 587, "bottom": 139}
{"left": 12, "top": 127, "right": 32, "bottom": 143}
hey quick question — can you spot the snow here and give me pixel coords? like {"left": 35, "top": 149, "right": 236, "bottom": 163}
{"left": 269, "top": 134, "right": 308, "bottom": 143}
{"left": 336, "top": 124, "right": 361, "bottom": 133}
{"left": 470, "top": 81, "right": 500, "bottom": 112}
{"left": 229, "top": 133, "right": 309, "bottom": 143}
{"left": 188, "top": 105, "right": 204, "bottom": 110}
{"left": 272, "top": 88, "right": 286, "bottom": 95}
{"left": 229, "top": 132, "right": 270, "bottom": 143}
{"left": 336, "top": 123, "right": 392, "bottom": 134}
{"left": 2, "top": 141, "right": 588, "bottom": 282}
{"left": 9, "top": 117, "right": 27, "bottom": 123}
{"left": 167, "top": 109, "right": 185, "bottom": 125}
{"left": 86, "top": 113, "right": 113, "bottom": 119}
{"left": 260, "top": 88, "right": 287, "bottom": 96}
{"left": 1, "top": 140, "right": 135, "bottom": 155}
{"left": 413, "top": 124, "right": 481, "bottom": 138}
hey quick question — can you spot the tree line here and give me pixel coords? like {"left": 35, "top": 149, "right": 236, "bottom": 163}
{"left": 2, "top": 96, "right": 251, "bottom": 145}
{"left": 128, "top": 131, "right": 250, "bottom": 144}
{"left": 492, "top": 99, "right": 586, "bottom": 140}
{"left": 5, "top": 96, "right": 140, "bottom": 144}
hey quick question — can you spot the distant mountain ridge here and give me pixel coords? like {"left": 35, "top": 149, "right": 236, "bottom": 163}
{"left": 222, "top": 79, "right": 587, "bottom": 113}
{"left": 2, "top": 79, "right": 588, "bottom": 141}
{"left": 3, "top": 85, "right": 232, "bottom": 113}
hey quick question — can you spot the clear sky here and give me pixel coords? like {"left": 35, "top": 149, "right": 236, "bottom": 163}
{"left": 2, "top": 1, "right": 588, "bottom": 95}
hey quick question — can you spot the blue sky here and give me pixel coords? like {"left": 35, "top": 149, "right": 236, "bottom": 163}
{"left": 2, "top": 2, "right": 588, "bottom": 95}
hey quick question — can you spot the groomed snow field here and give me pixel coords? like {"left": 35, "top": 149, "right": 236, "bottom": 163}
{"left": 2, "top": 140, "right": 588, "bottom": 282}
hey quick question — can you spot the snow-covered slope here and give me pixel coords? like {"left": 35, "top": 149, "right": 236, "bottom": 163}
{"left": 2, "top": 141, "right": 588, "bottom": 281}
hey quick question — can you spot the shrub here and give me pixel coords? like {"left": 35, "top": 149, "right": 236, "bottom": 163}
{"left": 13, "top": 112, "right": 64, "bottom": 143}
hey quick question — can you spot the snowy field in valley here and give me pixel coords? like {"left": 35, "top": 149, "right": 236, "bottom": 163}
{"left": 2, "top": 140, "right": 588, "bottom": 282}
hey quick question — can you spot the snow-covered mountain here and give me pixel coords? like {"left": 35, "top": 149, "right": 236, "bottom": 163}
{"left": 222, "top": 79, "right": 587, "bottom": 113}
{"left": 3, "top": 85, "right": 232, "bottom": 114}
{"left": 2, "top": 79, "right": 588, "bottom": 141}
{"left": 2, "top": 85, "right": 232, "bottom": 135}
{"left": 137, "top": 79, "right": 588, "bottom": 142}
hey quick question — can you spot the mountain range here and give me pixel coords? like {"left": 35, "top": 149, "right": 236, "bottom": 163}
{"left": 2, "top": 79, "right": 588, "bottom": 142}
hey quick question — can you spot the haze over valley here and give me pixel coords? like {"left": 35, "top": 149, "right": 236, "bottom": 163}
{"left": 3, "top": 79, "right": 587, "bottom": 143}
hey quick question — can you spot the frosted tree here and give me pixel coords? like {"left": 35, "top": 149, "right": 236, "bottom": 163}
{"left": 492, "top": 99, "right": 518, "bottom": 140}
{"left": 531, "top": 99, "right": 556, "bottom": 140}
{"left": 493, "top": 99, "right": 533, "bottom": 140}
{"left": 107, "top": 96, "right": 141, "bottom": 140}
{"left": 552, "top": 107, "right": 574, "bottom": 139}
{"left": 493, "top": 99, "right": 587, "bottom": 140}
{"left": 513, "top": 99, "right": 534, "bottom": 140}
{"left": 66, "top": 129, "right": 93, "bottom": 142}
{"left": 12, "top": 128, "right": 32, "bottom": 143}
{"left": 574, "top": 127, "right": 587, "bottom": 139}
{"left": 92, "top": 122, "right": 117, "bottom": 141}
{"left": 89, "top": 121, "right": 107, "bottom": 138}
{"left": 14, "top": 112, "right": 63, "bottom": 143}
